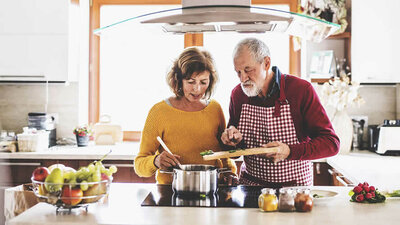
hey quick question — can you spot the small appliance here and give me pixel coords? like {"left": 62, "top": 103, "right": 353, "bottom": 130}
{"left": 28, "top": 112, "right": 56, "bottom": 147}
{"left": 376, "top": 120, "right": 400, "bottom": 155}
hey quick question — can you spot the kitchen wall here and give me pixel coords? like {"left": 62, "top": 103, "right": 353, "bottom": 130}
{"left": 0, "top": 83, "right": 79, "bottom": 138}
{"left": 346, "top": 85, "right": 399, "bottom": 124}
{"left": 0, "top": 83, "right": 399, "bottom": 141}
{"left": 315, "top": 84, "right": 399, "bottom": 124}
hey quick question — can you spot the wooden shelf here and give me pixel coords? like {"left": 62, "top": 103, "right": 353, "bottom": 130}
{"left": 310, "top": 78, "right": 331, "bottom": 84}
{"left": 328, "top": 32, "right": 351, "bottom": 39}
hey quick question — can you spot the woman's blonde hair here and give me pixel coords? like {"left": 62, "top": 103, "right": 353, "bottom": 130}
{"left": 167, "top": 47, "right": 218, "bottom": 99}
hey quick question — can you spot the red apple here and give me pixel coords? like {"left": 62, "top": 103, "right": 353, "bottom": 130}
{"left": 32, "top": 167, "right": 50, "bottom": 182}
{"left": 61, "top": 186, "right": 83, "bottom": 206}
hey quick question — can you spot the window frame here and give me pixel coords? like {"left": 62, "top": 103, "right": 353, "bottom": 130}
{"left": 89, "top": 0, "right": 300, "bottom": 141}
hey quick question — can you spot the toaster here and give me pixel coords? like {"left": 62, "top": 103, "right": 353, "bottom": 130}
{"left": 376, "top": 120, "right": 400, "bottom": 155}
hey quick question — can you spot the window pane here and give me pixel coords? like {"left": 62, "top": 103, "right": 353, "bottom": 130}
{"left": 203, "top": 5, "right": 290, "bottom": 121}
{"left": 100, "top": 5, "right": 183, "bottom": 131}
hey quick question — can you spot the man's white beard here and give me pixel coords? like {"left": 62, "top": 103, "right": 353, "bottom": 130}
{"left": 241, "top": 81, "right": 261, "bottom": 97}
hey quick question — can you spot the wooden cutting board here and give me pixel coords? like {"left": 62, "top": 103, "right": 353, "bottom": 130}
{"left": 202, "top": 147, "right": 278, "bottom": 161}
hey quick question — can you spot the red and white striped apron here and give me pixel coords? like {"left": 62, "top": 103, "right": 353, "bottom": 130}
{"left": 238, "top": 75, "right": 313, "bottom": 187}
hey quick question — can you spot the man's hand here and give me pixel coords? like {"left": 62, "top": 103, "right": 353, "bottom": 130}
{"left": 261, "top": 141, "right": 290, "bottom": 164}
{"left": 219, "top": 172, "right": 239, "bottom": 186}
{"left": 221, "top": 126, "right": 243, "bottom": 146}
{"left": 154, "top": 151, "right": 181, "bottom": 170}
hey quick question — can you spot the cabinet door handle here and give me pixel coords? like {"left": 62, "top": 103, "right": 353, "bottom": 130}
{"left": 103, "top": 163, "right": 134, "bottom": 168}
{"left": 315, "top": 163, "right": 321, "bottom": 175}
{"left": 327, "top": 168, "right": 335, "bottom": 175}
{"left": 335, "top": 175, "right": 348, "bottom": 186}
{"left": 0, "top": 162, "right": 41, "bottom": 166}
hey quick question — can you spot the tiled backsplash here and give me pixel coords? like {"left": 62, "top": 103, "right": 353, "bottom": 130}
{"left": 314, "top": 84, "right": 399, "bottom": 125}
{"left": 0, "top": 83, "right": 399, "bottom": 140}
{"left": 0, "top": 83, "right": 79, "bottom": 138}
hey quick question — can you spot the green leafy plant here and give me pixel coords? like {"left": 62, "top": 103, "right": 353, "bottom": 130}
{"left": 73, "top": 125, "right": 93, "bottom": 137}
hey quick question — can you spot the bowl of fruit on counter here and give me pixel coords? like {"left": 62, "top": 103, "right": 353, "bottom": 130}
{"left": 31, "top": 156, "right": 117, "bottom": 212}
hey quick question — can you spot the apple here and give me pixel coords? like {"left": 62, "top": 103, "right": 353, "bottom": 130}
{"left": 32, "top": 167, "right": 50, "bottom": 182}
{"left": 61, "top": 186, "right": 83, "bottom": 206}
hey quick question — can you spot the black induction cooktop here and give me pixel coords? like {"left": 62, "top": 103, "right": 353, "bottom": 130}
{"left": 141, "top": 185, "right": 266, "bottom": 208}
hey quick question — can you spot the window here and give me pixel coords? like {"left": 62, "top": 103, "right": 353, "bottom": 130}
{"left": 99, "top": 5, "right": 182, "bottom": 131}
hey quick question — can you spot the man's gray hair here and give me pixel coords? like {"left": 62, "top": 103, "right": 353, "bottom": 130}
{"left": 233, "top": 38, "right": 271, "bottom": 63}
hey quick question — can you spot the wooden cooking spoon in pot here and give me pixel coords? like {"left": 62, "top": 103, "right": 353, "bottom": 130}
{"left": 156, "top": 136, "right": 183, "bottom": 170}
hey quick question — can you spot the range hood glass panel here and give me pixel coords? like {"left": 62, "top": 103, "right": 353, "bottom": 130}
{"left": 94, "top": 5, "right": 340, "bottom": 42}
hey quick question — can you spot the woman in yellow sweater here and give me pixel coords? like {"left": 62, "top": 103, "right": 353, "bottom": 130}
{"left": 134, "top": 47, "right": 237, "bottom": 184}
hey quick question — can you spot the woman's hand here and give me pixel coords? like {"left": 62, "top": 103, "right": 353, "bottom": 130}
{"left": 219, "top": 172, "right": 239, "bottom": 186}
{"left": 221, "top": 126, "right": 243, "bottom": 146}
{"left": 154, "top": 151, "right": 181, "bottom": 170}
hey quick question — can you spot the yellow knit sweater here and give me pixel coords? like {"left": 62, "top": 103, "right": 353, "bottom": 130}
{"left": 134, "top": 99, "right": 236, "bottom": 184}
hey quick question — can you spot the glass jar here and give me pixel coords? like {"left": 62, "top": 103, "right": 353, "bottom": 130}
{"left": 258, "top": 188, "right": 278, "bottom": 212}
{"left": 278, "top": 188, "right": 295, "bottom": 212}
{"left": 294, "top": 188, "right": 313, "bottom": 212}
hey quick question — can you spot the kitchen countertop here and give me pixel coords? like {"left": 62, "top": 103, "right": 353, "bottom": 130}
{"left": 327, "top": 150, "right": 400, "bottom": 189}
{"left": 6, "top": 183, "right": 400, "bottom": 225}
{"left": 2, "top": 143, "right": 400, "bottom": 189}
{"left": 0, "top": 142, "right": 140, "bottom": 160}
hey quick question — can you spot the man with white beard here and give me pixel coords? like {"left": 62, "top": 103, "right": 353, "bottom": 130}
{"left": 221, "top": 38, "right": 340, "bottom": 187}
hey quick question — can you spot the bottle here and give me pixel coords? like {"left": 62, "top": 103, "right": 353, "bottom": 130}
{"left": 294, "top": 188, "right": 313, "bottom": 212}
{"left": 278, "top": 188, "right": 295, "bottom": 212}
{"left": 258, "top": 188, "right": 278, "bottom": 212}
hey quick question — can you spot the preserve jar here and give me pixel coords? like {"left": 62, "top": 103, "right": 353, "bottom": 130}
{"left": 278, "top": 188, "right": 295, "bottom": 212}
{"left": 294, "top": 188, "right": 313, "bottom": 212}
{"left": 258, "top": 188, "right": 278, "bottom": 212}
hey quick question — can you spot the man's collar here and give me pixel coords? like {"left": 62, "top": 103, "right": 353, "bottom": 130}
{"left": 266, "top": 66, "right": 282, "bottom": 98}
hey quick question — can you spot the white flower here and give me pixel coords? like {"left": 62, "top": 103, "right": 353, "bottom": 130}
{"left": 318, "top": 75, "right": 364, "bottom": 112}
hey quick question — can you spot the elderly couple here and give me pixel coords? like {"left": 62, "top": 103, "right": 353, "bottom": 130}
{"left": 134, "top": 38, "right": 340, "bottom": 187}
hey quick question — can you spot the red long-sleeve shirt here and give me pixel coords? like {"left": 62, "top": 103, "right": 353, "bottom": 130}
{"left": 228, "top": 68, "right": 339, "bottom": 160}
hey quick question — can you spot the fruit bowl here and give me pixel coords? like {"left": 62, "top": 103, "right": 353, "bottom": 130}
{"left": 31, "top": 177, "right": 112, "bottom": 211}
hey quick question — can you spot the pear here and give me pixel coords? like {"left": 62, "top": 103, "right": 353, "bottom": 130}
{"left": 44, "top": 167, "right": 64, "bottom": 193}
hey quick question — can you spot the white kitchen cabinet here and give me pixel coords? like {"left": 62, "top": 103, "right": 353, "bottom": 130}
{"left": 352, "top": 0, "right": 400, "bottom": 83}
{"left": 0, "top": 0, "right": 76, "bottom": 82}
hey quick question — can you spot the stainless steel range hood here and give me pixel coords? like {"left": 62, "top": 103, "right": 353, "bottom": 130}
{"left": 94, "top": 0, "right": 340, "bottom": 42}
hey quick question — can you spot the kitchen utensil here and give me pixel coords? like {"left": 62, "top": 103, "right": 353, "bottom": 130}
{"left": 28, "top": 112, "right": 56, "bottom": 147}
{"left": 310, "top": 189, "right": 339, "bottom": 205}
{"left": 367, "top": 125, "right": 380, "bottom": 151}
{"left": 161, "top": 164, "right": 231, "bottom": 195}
{"left": 93, "top": 115, "right": 123, "bottom": 145}
{"left": 376, "top": 120, "right": 400, "bottom": 155}
{"left": 31, "top": 178, "right": 111, "bottom": 211}
{"left": 156, "top": 136, "right": 183, "bottom": 170}
{"left": 202, "top": 147, "right": 278, "bottom": 160}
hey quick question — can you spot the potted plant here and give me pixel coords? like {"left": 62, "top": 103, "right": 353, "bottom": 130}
{"left": 73, "top": 125, "right": 92, "bottom": 147}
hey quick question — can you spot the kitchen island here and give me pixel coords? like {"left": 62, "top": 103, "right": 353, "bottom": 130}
{"left": 6, "top": 183, "right": 400, "bottom": 225}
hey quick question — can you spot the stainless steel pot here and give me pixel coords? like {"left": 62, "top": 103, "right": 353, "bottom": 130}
{"left": 161, "top": 164, "right": 230, "bottom": 195}
{"left": 172, "top": 193, "right": 217, "bottom": 207}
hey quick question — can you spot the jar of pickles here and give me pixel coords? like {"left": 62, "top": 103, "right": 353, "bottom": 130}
{"left": 278, "top": 188, "right": 295, "bottom": 212}
{"left": 294, "top": 188, "right": 313, "bottom": 212}
{"left": 258, "top": 188, "right": 278, "bottom": 212}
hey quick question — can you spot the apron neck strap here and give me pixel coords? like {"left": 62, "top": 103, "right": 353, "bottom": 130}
{"left": 274, "top": 74, "right": 287, "bottom": 117}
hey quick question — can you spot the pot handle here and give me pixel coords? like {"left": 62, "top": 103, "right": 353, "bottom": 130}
{"left": 217, "top": 168, "right": 232, "bottom": 174}
{"left": 159, "top": 170, "right": 174, "bottom": 174}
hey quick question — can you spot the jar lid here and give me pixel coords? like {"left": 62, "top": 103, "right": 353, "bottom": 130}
{"left": 279, "top": 187, "right": 294, "bottom": 194}
{"left": 296, "top": 188, "right": 311, "bottom": 194}
{"left": 261, "top": 188, "right": 276, "bottom": 195}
